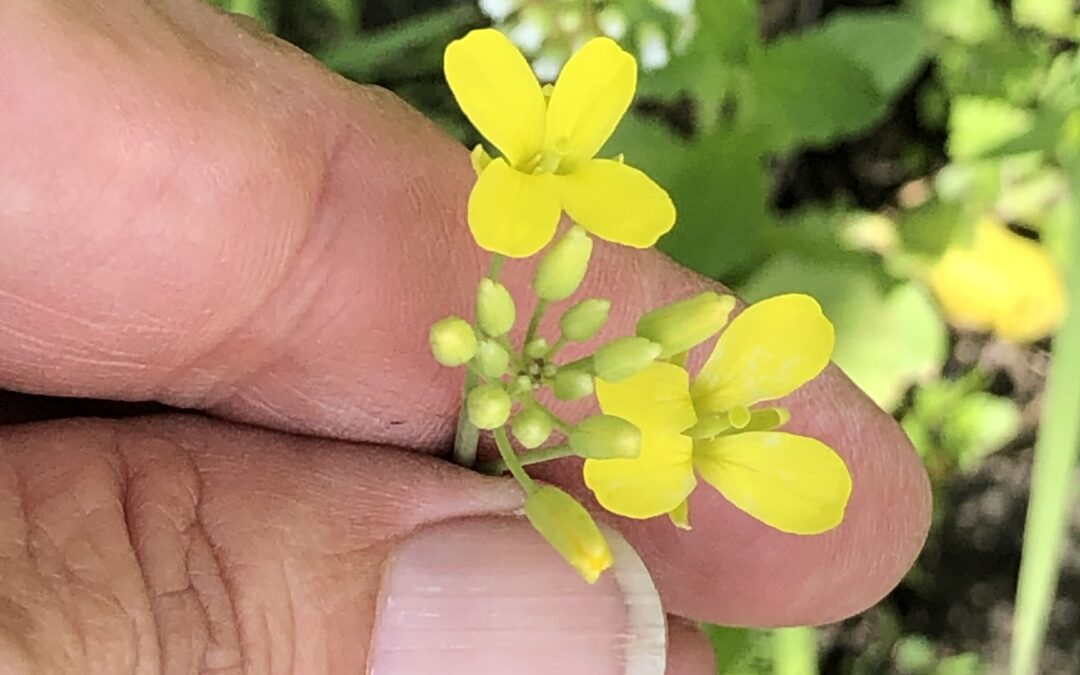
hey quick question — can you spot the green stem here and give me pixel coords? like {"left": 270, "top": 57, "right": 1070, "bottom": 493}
{"left": 488, "top": 253, "right": 505, "bottom": 281}
{"left": 493, "top": 427, "right": 539, "bottom": 494}
{"left": 773, "top": 627, "right": 819, "bottom": 675}
{"left": 524, "top": 299, "right": 550, "bottom": 348}
{"left": 546, "top": 336, "right": 567, "bottom": 360}
{"left": 452, "top": 369, "right": 480, "bottom": 467}
{"left": 477, "top": 444, "right": 575, "bottom": 475}
{"left": 450, "top": 254, "right": 507, "bottom": 468}
{"left": 1011, "top": 159, "right": 1080, "bottom": 675}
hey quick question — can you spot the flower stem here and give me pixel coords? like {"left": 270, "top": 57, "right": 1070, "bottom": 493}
{"left": 478, "top": 443, "right": 576, "bottom": 475}
{"left": 493, "top": 427, "right": 539, "bottom": 494}
{"left": 488, "top": 253, "right": 505, "bottom": 281}
{"left": 452, "top": 368, "right": 480, "bottom": 467}
{"left": 524, "top": 299, "right": 550, "bottom": 348}
{"left": 451, "top": 253, "right": 506, "bottom": 468}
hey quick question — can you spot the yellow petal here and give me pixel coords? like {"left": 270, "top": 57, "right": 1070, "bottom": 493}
{"left": 444, "top": 29, "right": 546, "bottom": 167}
{"left": 694, "top": 432, "right": 852, "bottom": 535}
{"left": 596, "top": 361, "right": 697, "bottom": 434}
{"left": 559, "top": 159, "right": 676, "bottom": 248}
{"left": 929, "top": 217, "right": 1066, "bottom": 342}
{"left": 545, "top": 37, "right": 636, "bottom": 168}
{"left": 468, "top": 159, "right": 560, "bottom": 258}
{"left": 692, "top": 294, "right": 834, "bottom": 411}
{"left": 583, "top": 430, "right": 696, "bottom": 519}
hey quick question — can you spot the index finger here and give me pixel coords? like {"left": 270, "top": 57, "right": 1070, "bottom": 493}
{"left": 0, "top": 0, "right": 930, "bottom": 625}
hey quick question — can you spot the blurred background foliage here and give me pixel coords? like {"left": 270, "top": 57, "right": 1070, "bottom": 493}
{"left": 208, "top": 0, "right": 1078, "bottom": 672}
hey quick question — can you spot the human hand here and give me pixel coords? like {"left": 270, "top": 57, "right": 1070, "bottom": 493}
{"left": 0, "top": 1, "right": 931, "bottom": 673}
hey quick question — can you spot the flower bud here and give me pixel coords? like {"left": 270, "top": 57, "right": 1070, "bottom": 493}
{"left": 429, "top": 316, "right": 477, "bottom": 366}
{"left": 512, "top": 408, "right": 553, "bottom": 449}
{"left": 476, "top": 278, "right": 516, "bottom": 337}
{"left": 533, "top": 226, "right": 593, "bottom": 301}
{"left": 524, "top": 485, "right": 613, "bottom": 584}
{"left": 592, "top": 337, "right": 662, "bottom": 382}
{"left": 553, "top": 369, "right": 594, "bottom": 401}
{"left": 560, "top": 298, "right": 611, "bottom": 342}
{"left": 466, "top": 383, "right": 511, "bottom": 430}
{"left": 476, "top": 340, "right": 510, "bottom": 378}
{"left": 524, "top": 338, "right": 549, "bottom": 359}
{"left": 510, "top": 374, "right": 535, "bottom": 395}
{"left": 569, "top": 415, "right": 641, "bottom": 459}
{"left": 636, "top": 292, "right": 735, "bottom": 359}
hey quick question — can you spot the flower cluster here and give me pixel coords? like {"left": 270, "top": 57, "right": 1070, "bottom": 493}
{"left": 430, "top": 28, "right": 853, "bottom": 582}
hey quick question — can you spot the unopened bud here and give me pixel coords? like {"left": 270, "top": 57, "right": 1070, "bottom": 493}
{"left": 636, "top": 292, "right": 735, "bottom": 359}
{"left": 477, "top": 278, "right": 516, "bottom": 337}
{"left": 476, "top": 340, "right": 510, "bottom": 378}
{"left": 525, "top": 485, "right": 613, "bottom": 584}
{"left": 533, "top": 226, "right": 593, "bottom": 301}
{"left": 510, "top": 374, "right": 534, "bottom": 395}
{"left": 524, "top": 337, "right": 549, "bottom": 359}
{"left": 512, "top": 408, "right": 553, "bottom": 449}
{"left": 429, "top": 316, "right": 477, "bottom": 366}
{"left": 593, "top": 337, "right": 661, "bottom": 382}
{"left": 466, "top": 383, "right": 511, "bottom": 430}
{"left": 553, "top": 369, "right": 594, "bottom": 401}
{"left": 560, "top": 299, "right": 611, "bottom": 342}
{"left": 569, "top": 415, "right": 642, "bottom": 459}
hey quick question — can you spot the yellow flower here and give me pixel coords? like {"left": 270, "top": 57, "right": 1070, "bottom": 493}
{"left": 444, "top": 29, "right": 676, "bottom": 258}
{"left": 583, "top": 294, "right": 853, "bottom": 535}
{"left": 928, "top": 217, "right": 1066, "bottom": 343}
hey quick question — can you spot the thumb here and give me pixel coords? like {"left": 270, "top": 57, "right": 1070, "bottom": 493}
{"left": 0, "top": 415, "right": 699, "bottom": 674}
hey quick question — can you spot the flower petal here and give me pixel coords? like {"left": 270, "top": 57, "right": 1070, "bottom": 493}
{"left": 596, "top": 361, "right": 697, "bottom": 434}
{"left": 692, "top": 294, "right": 834, "bottom": 411}
{"left": 546, "top": 37, "right": 636, "bottom": 167}
{"left": 468, "top": 159, "right": 560, "bottom": 258}
{"left": 694, "top": 432, "right": 852, "bottom": 535}
{"left": 444, "top": 29, "right": 546, "bottom": 167}
{"left": 584, "top": 430, "right": 695, "bottom": 519}
{"left": 559, "top": 159, "right": 676, "bottom": 248}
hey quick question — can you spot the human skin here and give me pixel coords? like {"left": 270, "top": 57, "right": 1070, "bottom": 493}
{"left": 0, "top": 1, "right": 932, "bottom": 673}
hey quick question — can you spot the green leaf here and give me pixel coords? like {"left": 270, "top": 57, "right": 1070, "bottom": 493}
{"left": 814, "top": 10, "right": 930, "bottom": 96}
{"left": 915, "top": 0, "right": 1002, "bottom": 44}
{"left": 315, "top": 4, "right": 475, "bottom": 81}
{"left": 637, "top": 0, "right": 757, "bottom": 131}
{"left": 605, "top": 116, "right": 771, "bottom": 281}
{"left": 944, "top": 393, "right": 1022, "bottom": 471}
{"left": 745, "top": 31, "right": 886, "bottom": 151}
{"left": 949, "top": 96, "right": 1036, "bottom": 161}
{"left": 741, "top": 257, "right": 946, "bottom": 410}
{"left": 1014, "top": 0, "right": 1075, "bottom": 37}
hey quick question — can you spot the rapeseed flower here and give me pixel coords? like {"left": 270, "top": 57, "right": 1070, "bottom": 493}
{"left": 444, "top": 29, "right": 676, "bottom": 257}
{"left": 583, "top": 294, "right": 853, "bottom": 535}
{"left": 928, "top": 217, "right": 1066, "bottom": 342}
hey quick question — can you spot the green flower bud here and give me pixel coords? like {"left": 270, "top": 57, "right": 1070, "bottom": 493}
{"left": 476, "top": 278, "right": 516, "bottom": 337}
{"left": 466, "top": 383, "right": 511, "bottom": 430}
{"left": 533, "top": 226, "right": 593, "bottom": 301}
{"left": 569, "top": 415, "right": 642, "bottom": 459}
{"left": 510, "top": 374, "right": 535, "bottom": 395}
{"left": 476, "top": 340, "right": 510, "bottom": 378}
{"left": 560, "top": 298, "right": 611, "bottom": 342}
{"left": 429, "top": 316, "right": 477, "bottom": 366}
{"left": 636, "top": 292, "right": 736, "bottom": 359}
{"left": 512, "top": 408, "right": 553, "bottom": 449}
{"left": 524, "top": 337, "right": 549, "bottom": 359}
{"left": 593, "top": 336, "right": 662, "bottom": 382}
{"left": 553, "top": 369, "right": 594, "bottom": 401}
{"left": 525, "top": 485, "right": 613, "bottom": 584}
